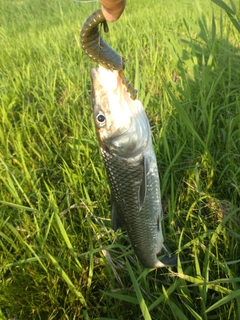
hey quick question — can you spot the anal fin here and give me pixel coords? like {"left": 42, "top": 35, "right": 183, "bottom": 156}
{"left": 160, "top": 254, "right": 178, "bottom": 266}
{"left": 111, "top": 201, "right": 123, "bottom": 231}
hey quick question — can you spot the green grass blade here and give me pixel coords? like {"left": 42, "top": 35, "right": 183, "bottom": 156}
{"left": 206, "top": 289, "right": 240, "bottom": 313}
{"left": 54, "top": 210, "right": 83, "bottom": 271}
{"left": 48, "top": 253, "right": 87, "bottom": 308}
{"left": 163, "top": 285, "right": 188, "bottom": 320}
{"left": 125, "top": 258, "right": 152, "bottom": 320}
{"left": 101, "top": 291, "right": 138, "bottom": 305}
{"left": 183, "top": 302, "right": 202, "bottom": 320}
{"left": 211, "top": 0, "right": 235, "bottom": 14}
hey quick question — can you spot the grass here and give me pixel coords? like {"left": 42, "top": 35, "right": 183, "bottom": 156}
{"left": 0, "top": 0, "right": 240, "bottom": 319}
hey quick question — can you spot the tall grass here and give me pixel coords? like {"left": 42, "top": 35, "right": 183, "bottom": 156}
{"left": 0, "top": 0, "right": 240, "bottom": 319}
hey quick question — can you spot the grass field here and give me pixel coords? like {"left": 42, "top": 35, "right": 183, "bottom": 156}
{"left": 0, "top": 0, "right": 240, "bottom": 319}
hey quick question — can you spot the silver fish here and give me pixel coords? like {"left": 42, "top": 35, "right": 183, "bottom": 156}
{"left": 91, "top": 66, "right": 176, "bottom": 268}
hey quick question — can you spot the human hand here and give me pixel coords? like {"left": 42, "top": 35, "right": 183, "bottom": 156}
{"left": 99, "top": 0, "right": 126, "bottom": 22}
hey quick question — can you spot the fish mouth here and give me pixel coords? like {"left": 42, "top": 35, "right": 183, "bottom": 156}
{"left": 91, "top": 67, "right": 119, "bottom": 94}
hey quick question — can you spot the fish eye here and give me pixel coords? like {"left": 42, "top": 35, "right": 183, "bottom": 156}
{"left": 96, "top": 112, "right": 106, "bottom": 126}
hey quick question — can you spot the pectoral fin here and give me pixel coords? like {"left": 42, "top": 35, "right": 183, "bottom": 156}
{"left": 111, "top": 201, "right": 123, "bottom": 231}
{"left": 138, "top": 156, "right": 149, "bottom": 211}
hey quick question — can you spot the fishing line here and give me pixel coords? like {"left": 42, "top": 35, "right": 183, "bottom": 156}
{"left": 73, "top": 0, "right": 97, "bottom": 3}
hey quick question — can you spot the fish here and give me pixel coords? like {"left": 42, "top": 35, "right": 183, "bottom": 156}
{"left": 91, "top": 66, "right": 177, "bottom": 268}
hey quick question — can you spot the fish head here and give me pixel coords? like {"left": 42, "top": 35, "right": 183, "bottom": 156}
{"left": 91, "top": 66, "right": 150, "bottom": 157}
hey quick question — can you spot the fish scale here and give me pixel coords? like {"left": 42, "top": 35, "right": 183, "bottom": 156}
{"left": 101, "top": 148, "right": 164, "bottom": 268}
